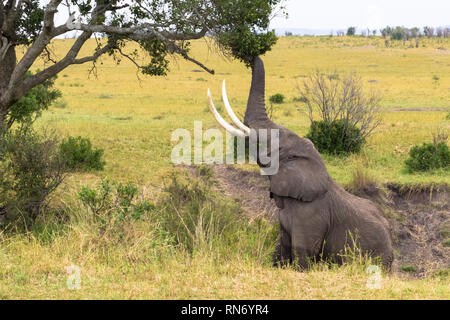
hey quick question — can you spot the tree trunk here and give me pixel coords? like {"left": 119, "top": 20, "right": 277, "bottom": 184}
{"left": 0, "top": 43, "right": 16, "bottom": 135}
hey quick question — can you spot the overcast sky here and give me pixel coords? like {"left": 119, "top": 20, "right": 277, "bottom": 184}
{"left": 270, "top": 0, "right": 450, "bottom": 30}
{"left": 50, "top": 0, "right": 450, "bottom": 33}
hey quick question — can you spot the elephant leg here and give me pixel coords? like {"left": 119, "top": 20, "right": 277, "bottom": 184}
{"left": 273, "top": 225, "right": 292, "bottom": 267}
{"left": 290, "top": 229, "right": 327, "bottom": 269}
{"left": 291, "top": 247, "right": 318, "bottom": 270}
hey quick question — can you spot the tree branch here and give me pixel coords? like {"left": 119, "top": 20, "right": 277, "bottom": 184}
{"left": 75, "top": 23, "right": 208, "bottom": 41}
{"left": 0, "top": 2, "right": 4, "bottom": 30}
{"left": 72, "top": 43, "right": 113, "bottom": 65}
{"left": 8, "top": 0, "right": 63, "bottom": 91}
{"left": 172, "top": 46, "right": 215, "bottom": 75}
{"left": 0, "top": 35, "right": 11, "bottom": 61}
{"left": 22, "top": 31, "right": 101, "bottom": 93}
{"left": 116, "top": 47, "right": 141, "bottom": 70}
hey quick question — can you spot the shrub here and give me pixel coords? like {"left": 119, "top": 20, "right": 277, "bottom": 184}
{"left": 293, "top": 96, "right": 308, "bottom": 103}
{"left": 156, "top": 173, "right": 276, "bottom": 257}
{"left": 401, "top": 264, "right": 417, "bottom": 273}
{"left": 60, "top": 136, "right": 105, "bottom": 171}
{"left": 433, "top": 268, "right": 450, "bottom": 278}
{"left": 78, "top": 178, "right": 155, "bottom": 225}
{"left": 299, "top": 71, "right": 382, "bottom": 155}
{"left": 269, "top": 93, "right": 285, "bottom": 104}
{"left": 0, "top": 128, "right": 67, "bottom": 222}
{"left": 306, "top": 119, "right": 365, "bottom": 155}
{"left": 405, "top": 142, "right": 450, "bottom": 172}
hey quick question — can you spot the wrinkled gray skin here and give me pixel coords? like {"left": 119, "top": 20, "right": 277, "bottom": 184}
{"left": 243, "top": 57, "right": 394, "bottom": 270}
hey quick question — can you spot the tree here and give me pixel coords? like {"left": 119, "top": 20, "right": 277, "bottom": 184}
{"left": 423, "top": 26, "right": 435, "bottom": 37}
{"left": 410, "top": 27, "right": 419, "bottom": 38}
{"left": 391, "top": 26, "right": 405, "bottom": 40}
{"left": 6, "top": 70, "right": 61, "bottom": 131}
{"left": 0, "top": 0, "right": 282, "bottom": 134}
{"left": 380, "top": 26, "right": 392, "bottom": 38}
{"left": 346, "top": 26, "right": 356, "bottom": 36}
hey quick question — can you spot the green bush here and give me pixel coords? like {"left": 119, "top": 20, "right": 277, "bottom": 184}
{"left": 269, "top": 93, "right": 285, "bottom": 104}
{"left": 298, "top": 71, "right": 382, "bottom": 156}
{"left": 293, "top": 96, "right": 308, "bottom": 103}
{"left": 306, "top": 119, "right": 365, "bottom": 155}
{"left": 0, "top": 129, "right": 67, "bottom": 223}
{"left": 78, "top": 178, "right": 155, "bottom": 225}
{"left": 60, "top": 136, "right": 105, "bottom": 171}
{"left": 405, "top": 142, "right": 450, "bottom": 172}
{"left": 401, "top": 264, "right": 417, "bottom": 273}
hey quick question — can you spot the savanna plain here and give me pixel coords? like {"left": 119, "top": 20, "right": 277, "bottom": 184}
{"left": 0, "top": 36, "right": 449, "bottom": 299}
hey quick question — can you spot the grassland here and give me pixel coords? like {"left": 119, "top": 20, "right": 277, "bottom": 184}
{"left": 35, "top": 36, "right": 450, "bottom": 186}
{"left": 0, "top": 36, "right": 449, "bottom": 299}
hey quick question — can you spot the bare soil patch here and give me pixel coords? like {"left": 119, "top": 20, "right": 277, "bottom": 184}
{"left": 211, "top": 165, "right": 278, "bottom": 220}
{"left": 384, "top": 184, "right": 449, "bottom": 277}
{"left": 188, "top": 165, "right": 278, "bottom": 220}
{"left": 188, "top": 165, "right": 449, "bottom": 277}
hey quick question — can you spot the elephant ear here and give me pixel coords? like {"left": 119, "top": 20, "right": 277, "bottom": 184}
{"left": 269, "top": 140, "right": 330, "bottom": 202}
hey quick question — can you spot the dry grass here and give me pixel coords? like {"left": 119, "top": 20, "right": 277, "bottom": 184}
{"left": 1, "top": 229, "right": 449, "bottom": 299}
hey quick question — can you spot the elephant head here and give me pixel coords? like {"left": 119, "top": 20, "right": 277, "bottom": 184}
{"left": 207, "top": 56, "right": 332, "bottom": 203}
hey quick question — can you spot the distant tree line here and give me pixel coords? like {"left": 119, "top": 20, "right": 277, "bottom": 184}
{"left": 283, "top": 26, "right": 450, "bottom": 39}
{"left": 380, "top": 26, "right": 450, "bottom": 39}
{"left": 342, "top": 26, "right": 450, "bottom": 39}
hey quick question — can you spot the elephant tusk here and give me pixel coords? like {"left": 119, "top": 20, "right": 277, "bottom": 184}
{"left": 222, "top": 80, "right": 251, "bottom": 134}
{"left": 207, "top": 89, "right": 247, "bottom": 138}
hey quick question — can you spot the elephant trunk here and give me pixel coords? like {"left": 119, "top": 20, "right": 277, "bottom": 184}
{"left": 244, "top": 57, "right": 270, "bottom": 126}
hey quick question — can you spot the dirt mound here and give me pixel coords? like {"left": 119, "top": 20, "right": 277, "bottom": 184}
{"left": 192, "top": 165, "right": 449, "bottom": 277}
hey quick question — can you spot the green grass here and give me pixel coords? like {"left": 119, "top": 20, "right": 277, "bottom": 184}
{"left": 1, "top": 36, "right": 449, "bottom": 299}
{"left": 401, "top": 265, "right": 418, "bottom": 273}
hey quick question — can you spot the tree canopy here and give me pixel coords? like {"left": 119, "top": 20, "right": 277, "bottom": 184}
{"left": 0, "top": 0, "right": 283, "bottom": 132}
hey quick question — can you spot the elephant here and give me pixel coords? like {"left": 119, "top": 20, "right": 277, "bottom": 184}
{"left": 207, "top": 56, "right": 394, "bottom": 270}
